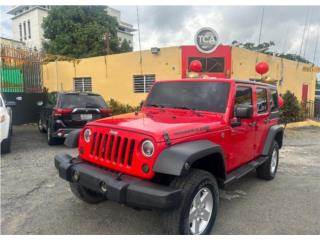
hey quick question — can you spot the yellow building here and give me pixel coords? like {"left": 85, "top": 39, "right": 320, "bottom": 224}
{"left": 42, "top": 45, "right": 318, "bottom": 106}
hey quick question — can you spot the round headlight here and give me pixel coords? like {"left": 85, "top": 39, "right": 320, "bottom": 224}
{"left": 141, "top": 140, "right": 154, "bottom": 157}
{"left": 83, "top": 129, "right": 92, "bottom": 143}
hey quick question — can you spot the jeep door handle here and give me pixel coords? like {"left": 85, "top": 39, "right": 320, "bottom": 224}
{"left": 248, "top": 122, "right": 257, "bottom": 127}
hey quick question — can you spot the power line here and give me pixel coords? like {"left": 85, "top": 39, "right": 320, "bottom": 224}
{"left": 297, "top": 8, "right": 310, "bottom": 60}
{"left": 302, "top": 8, "right": 312, "bottom": 59}
{"left": 257, "top": 7, "right": 265, "bottom": 46}
{"left": 313, "top": 26, "right": 319, "bottom": 66}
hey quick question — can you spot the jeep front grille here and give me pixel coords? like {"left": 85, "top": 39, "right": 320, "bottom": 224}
{"left": 90, "top": 132, "right": 136, "bottom": 167}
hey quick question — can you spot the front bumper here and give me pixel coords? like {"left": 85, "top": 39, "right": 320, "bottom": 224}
{"left": 54, "top": 153, "right": 182, "bottom": 209}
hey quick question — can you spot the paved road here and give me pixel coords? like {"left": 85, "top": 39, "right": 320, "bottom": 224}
{"left": 1, "top": 125, "right": 320, "bottom": 234}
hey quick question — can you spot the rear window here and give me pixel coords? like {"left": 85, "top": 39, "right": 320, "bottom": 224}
{"left": 59, "top": 94, "right": 107, "bottom": 108}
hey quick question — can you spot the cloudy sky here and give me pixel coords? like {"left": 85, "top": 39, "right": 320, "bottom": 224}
{"left": 1, "top": 5, "right": 319, "bottom": 65}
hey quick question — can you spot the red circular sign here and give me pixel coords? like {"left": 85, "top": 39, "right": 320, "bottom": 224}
{"left": 189, "top": 60, "right": 202, "bottom": 72}
{"left": 255, "top": 62, "right": 269, "bottom": 75}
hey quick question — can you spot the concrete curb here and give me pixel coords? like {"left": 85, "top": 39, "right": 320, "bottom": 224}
{"left": 283, "top": 119, "right": 320, "bottom": 129}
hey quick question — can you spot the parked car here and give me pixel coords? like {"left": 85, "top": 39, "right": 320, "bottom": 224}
{"left": 55, "top": 79, "right": 283, "bottom": 234}
{"left": 315, "top": 89, "right": 320, "bottom": 101}
{"left": 38, "top": 92, "right": 111, "bottom": 145}
{"left": 0, "top": 93, "right": 16, "bottom": 154}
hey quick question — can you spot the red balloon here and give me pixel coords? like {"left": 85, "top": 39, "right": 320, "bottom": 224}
{"left": 255, "top": 62, "right": 269, "bottom": 75}
{"left": 278, "top": 95, "right": 284, "bottom": 109}
{"left": 189, "top": 60, "right": 202, "bottom": 72}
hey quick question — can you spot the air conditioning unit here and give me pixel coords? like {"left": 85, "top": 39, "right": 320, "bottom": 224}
{"left": 151, "top": 47, "right": 160, "bottom": 55}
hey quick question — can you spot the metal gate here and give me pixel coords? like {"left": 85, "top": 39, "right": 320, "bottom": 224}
{"left": 0, "top": 44, "right": 46, "bottom": 125}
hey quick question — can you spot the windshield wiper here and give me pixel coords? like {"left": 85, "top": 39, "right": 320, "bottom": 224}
{"left": 173, "top": 106, "right": 202, "bottom": 116}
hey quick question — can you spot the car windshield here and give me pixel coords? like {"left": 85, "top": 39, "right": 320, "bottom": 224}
{"left": 145, "top": 81, "right": 230, "bottom": 113}
{"left": 59, "top": 94, "right": 108, "bottom": 108}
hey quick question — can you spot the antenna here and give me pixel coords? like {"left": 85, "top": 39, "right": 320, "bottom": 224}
{"left": 136, "top": 6, "right": 143, "bottom": 74}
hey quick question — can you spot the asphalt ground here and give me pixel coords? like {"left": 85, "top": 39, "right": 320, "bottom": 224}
{"left": 1, "top": 125, "right": 320, "bottom": 234}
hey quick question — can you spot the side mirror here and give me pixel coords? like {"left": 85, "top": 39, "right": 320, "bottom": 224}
{"left": 5, "top": 101, "right": 16, "bottom": 107}
{"left": 235, "top": 105, "right": 253, "bottom": 118}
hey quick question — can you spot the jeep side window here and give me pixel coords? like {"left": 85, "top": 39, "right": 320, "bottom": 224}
{"left": 270, "top": 89, "right": 279, "bottom": 112}
{"left": 256, "top": 88, "right": 268, "bottom": 114}
{"left": 235, "top": 86, "right": 252, "bottom": 107}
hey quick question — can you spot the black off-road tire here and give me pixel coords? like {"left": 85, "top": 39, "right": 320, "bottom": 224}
{"left": 163, "top": 169, "right": 219, "bottom": 235}
{"left": 38, "top": 119, "right": 46, "bottom": 133}
{"left": 69, "top": 182, "right": 106, "bottom": 204}
{"left": 47, "top": 127, "right": 61, "bottom": 145}
{"left": 1, "top": 135, "right": 11, "bottom": 154}
{"left": 256, "top": 141, "right": 279, "bottom": 180}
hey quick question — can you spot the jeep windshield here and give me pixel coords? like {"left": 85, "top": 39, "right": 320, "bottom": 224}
{"left": 145, "top": 81, "right": 230, "bottom": 113}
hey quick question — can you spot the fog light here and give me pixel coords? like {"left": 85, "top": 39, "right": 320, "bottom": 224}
{"left": 100, "top": 181, "right": 108, "bottom": 193}
{"left": 72, "top": 170, "right": 80, "bottom": 182}
{"left": 142, "top": 164, "right": 150, "bottom": 173}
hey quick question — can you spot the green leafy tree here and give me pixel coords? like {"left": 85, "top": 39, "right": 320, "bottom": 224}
{"left": 232, "top": 40, "right": 312, "bottom": 64}
{"left": 42, "top": 6, "right": 125, "bottom": 58}
{"left": 119, "top": 39, "right": 133, "bottom": 53}
{"left": 280, "top": 91, "right": 302, "bottom": 124}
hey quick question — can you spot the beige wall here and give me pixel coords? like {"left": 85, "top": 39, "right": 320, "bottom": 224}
{"left": 231, "top": 47, "right": 317, "bottom": 101}
{"left": 43, "top": 46, "right": 181, "bottom": 105}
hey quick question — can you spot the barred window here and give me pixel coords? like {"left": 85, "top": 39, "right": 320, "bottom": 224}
{"left": 133, "top": 74, "right": 155, "bottom": 93}
{"left": 74, "top": 77, "right": 92, "bottom": 92}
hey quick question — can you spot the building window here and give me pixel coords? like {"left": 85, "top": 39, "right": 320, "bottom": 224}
{"left": 74, "top": 77, "right": 92, "bottom": 92}
{"left": 256, "top": 88, "right": 268, "bottom": 114}
{"left": 27, "top": 20, "right": 31, "bottom": 39}
{"left": 19, "top": 23, "right": 22, "bottom": 41}
{"left": 133, "top": 74, "right": 155, "bottom": 93}
{"left": 23, "top": 21, "right": 27, "bottom": 40}
{"left": 188, "top": 57, "right": 225, "bottom": 73}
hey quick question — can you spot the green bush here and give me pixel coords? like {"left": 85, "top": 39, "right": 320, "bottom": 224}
{"left": 108, "top": 98, "right": 140, "bottom": 115}
{"left": 280, "top": 91, "right": 302, "bottom": 124}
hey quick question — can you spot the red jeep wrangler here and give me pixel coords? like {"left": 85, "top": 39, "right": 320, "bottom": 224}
{"left": 55, "top": 78, "right": 284, "bottom": 235}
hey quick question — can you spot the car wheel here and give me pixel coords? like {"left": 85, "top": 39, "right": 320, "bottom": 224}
{"left": 163, "top": 169, "right": 219, "bottom": 235}
{"left": 69, "top": 182, "right": 106, "bottom": 204}
{"left": 1, "top": 135, "right": 11, "bottom": 154}
{"left": 256, "top": 141, "right": 279, "bottom": 180}
{"left": 47, "top": 127, "right": 60, "bottom": 145}
{"left": 38, "top": 119, "right": 46, "bottom": 133}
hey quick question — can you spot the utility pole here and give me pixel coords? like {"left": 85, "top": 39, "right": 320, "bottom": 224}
{"left": 103, "top": 32, "right": 111, "bottom": 55}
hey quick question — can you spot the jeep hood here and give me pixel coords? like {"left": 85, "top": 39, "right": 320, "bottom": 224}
{"left": 88, "top": 110, "right": 226, "bottom": 143}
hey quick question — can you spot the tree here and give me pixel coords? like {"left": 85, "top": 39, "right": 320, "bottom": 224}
{"left": 231, "top": 40, "right": 312, "bottom": 64}
{"left": 42, "top": 6, "right": 127, "bottom": 58}
{"left": 119, "top": 39, "right": 133, "bottom": 53}
{"left": 280, "top": 91, "right": 302, "bottom": 124}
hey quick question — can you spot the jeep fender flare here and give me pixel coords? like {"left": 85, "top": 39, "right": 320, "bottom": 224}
{"left": 64, "top": 129, "right": 81, "bottom": 148}
{"left": 153, "top": 140, "right": 225, "bottom": 177}
{"left": 262, "top": 125, "right": 284, "bottom": 156}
